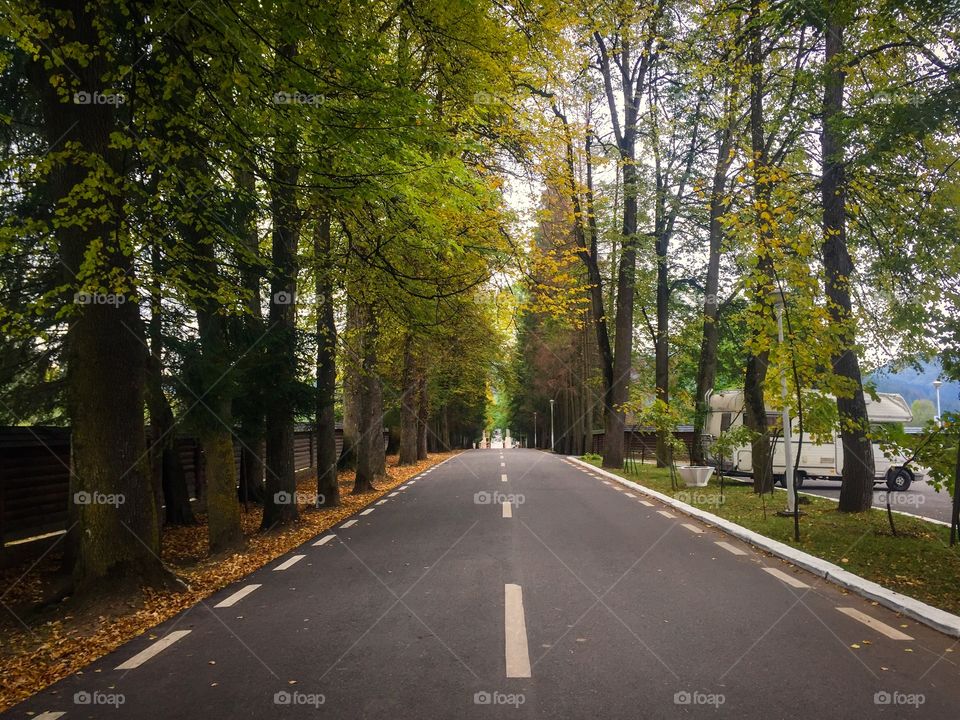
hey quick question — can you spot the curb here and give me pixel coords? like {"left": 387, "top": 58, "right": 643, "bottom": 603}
{"left": 568, "top": 456, "right": 960, "bottom": 639}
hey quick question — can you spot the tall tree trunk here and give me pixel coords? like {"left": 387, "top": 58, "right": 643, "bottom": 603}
{"left": 145, "top": 250, "right": 194, "bottom": 526}
{"left": 31, "top": 0, "right": 168, "bottom": 592}
{"left": 399, "top": 334, "right": 418, "bottom": 464}
{"left": 693, "top": 112, "right": 737, "bottom": 464}
{"left": 353, "top": 304, "right": 380, "bottom": 493}
{"left": 822, "top": 11, "right": 875, "bottom": 511}
{"left": 340, "top": 298, "right": 361, "bottom": 469}
{"left": 745, "top": 0, "right": 774, "bottom": 494}
{"left": 315, "top": 214, "right": 340, "bottom": 507}
{"left": 235, "top": 167, "right": 266, "bottom": 505}
{"left": 262, "top": 40, "right": 301, "bottom": 529}
{"left": 416, "top": 367, "right": 429, "bottom": 460}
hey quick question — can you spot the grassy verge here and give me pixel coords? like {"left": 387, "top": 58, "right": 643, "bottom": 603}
{"left": 582, "top": 458, "right": 960, "bottom": 616}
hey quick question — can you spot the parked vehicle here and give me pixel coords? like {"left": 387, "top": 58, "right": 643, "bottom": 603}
{"left": 701, "top": 390, "right": 920, "bottom": 491}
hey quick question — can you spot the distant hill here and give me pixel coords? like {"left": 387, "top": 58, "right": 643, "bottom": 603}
{"left": 867, "top": 358, "right": 959, "bottom": 413}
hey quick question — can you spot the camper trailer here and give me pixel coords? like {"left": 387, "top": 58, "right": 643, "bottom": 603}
{"left": 702, "top": 389, "right": 919, "bottom": 491}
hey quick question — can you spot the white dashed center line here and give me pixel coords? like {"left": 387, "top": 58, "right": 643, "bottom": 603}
{"left": 502, "top": 501, "right": 513, "bottom": 518}
{"left": 836, "top": 607, "right": 913, "bottom": 640}
{"left": 273, "top": 554, "right": 306, "bottom": 571}
{"left": 656, "top": 510, "right": 675, "bottom": 518}
{"left": 504, "top": 584, "right": 532, "bottom": 678}
{"left": 340, "top": 519, "right": 358, "bottom": 529}
{"left": 501, "top": 474, "right": 508, "bottom": 482}
{"left": 625, "top": 492, "right": 636, "bottom": 498}
{"left": 360, "top": 508, "right": 374, "bottom": 515}
{"left": 115, "top": 630, "right": 191, "bottom": 670}
{"left": 681, "top": 523, "right": 703, "bottom": 534}
{"left": 714, "top": 541, "right": 747, "bottom": 556}
{"left": 388, "top": 492, "right": 399, "bottom": 497}
{"left": 215, "top": 584, "right": 261, "bottom": 608}
{"left": 376, "top": 499, "right": 388, "bottom": 505}
{"left": 639, "top": 500, "right": 654, "bottom": 507}
{"left": 313, "top": 534, "right": 336, "bottom": 546}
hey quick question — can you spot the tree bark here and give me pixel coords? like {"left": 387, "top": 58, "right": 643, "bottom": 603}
{"left": 234, "top": 167, "right": 266, "bottom": 505}
{"left": 822, "top": 12, "right": 875, "bottom": 511}
{"left": 353, "top": 303, "right": 380, "bottom": 493}
{"left": 399, "top": 334, "right": 419, "bottom": 464}
{"left": 416, "top": 366, "right": 429, "bottom": 460}
{"left": 693, "top": 107, "right": 737, "bottom": 464}
{"left": 315, "top": 214, "right": 340, "bottom": 507}
{"left": 31, "top": 0, "right": 168, "bottom": 592}
{"left": 745, "top": 0, "right": 774, "bottom": 494}
{"left": 261, "top": 40, "right": 301, "bottom": 529}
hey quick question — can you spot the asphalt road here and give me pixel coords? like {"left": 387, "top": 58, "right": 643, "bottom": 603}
{"left": 7, "top": 449, "right": 959, "bottom": 719}
{"left": 790, "top": 477, "right": 955, "bottom": 525}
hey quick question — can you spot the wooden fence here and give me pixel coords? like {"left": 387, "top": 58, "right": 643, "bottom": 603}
{"left": 0, "top": 423, "right": 381, "bottom": 545}
{"left": 591, "top": 426, "right": 696, "bottom": 463}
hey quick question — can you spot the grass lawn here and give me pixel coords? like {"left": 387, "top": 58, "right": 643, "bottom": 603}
{"left": 583, "top": 457, "right": 960, "bottom": 616}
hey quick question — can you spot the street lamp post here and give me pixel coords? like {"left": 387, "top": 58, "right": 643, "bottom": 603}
{"left": 549, "top": 398, "right": 555, "bottom": 452}
{"left": 933, "top": 380, "right": 943, "bottom": 427}
{"left": 771, "top": 291, "right": 796, "bottom": 515}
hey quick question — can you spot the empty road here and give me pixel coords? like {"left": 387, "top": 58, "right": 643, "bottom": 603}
{"left": 7, "top": 449, "right": 959, "bottom": 719}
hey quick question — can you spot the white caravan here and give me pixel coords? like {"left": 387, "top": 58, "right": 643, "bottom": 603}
{"left": 702, "top": 389, "right": 919, "bottom": 491}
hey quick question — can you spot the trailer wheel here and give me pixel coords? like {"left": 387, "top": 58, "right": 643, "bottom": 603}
{"left": 885, "top": 466, "right": 913, "bottom": 492}
{"left": 794, "top": 470, "right": 806, "bottom": 489}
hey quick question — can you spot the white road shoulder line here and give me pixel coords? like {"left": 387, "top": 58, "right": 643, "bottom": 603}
{"left": 388, "top": 492, "right": 399, "bottom": 497}
{"left": 313, "top": 534, "right": 336, "bottom": 546}
{"left": 34, "top": 712, "right": 66, "bottom": 720}
{"left": 340, "top": 519, "right": 358, "bottom": 529}
{"left": 715, "top": 541, "right": 747, "bottom": 556}
{"left": 360, "top": 508, "right": 374, "bottom": 515}
{"left": 376, "top": 499, "right": 388, "bottom": 505}
{"left": 639, "top": 500, "right": 654, "bottom": 507}
{"left": 500, "top": 462, "right": 506, "bottom": 467}
{"left": 115, "top": 630, "right": 192, "bottom": 670}
{"left": 625, "top": 492, "right": 637, "bottom": 498}
{"left": 762, "top": 567, "right": 810, "bottom": 589}
{"left": 603, "top": 481, "right": 612, "bottom": 485}
{"left": 504, "top": 584, "right": 532, "bottom": 678}
{"left": 681, "top": 523, "right": 703, "bottom": 534}
{"left": 215, "top": 584, "right": 262, "bottom": 608}
{"left": 657, "top": 510, "right": 675, "bottom": 518}
{"left": 501, "top": 474, "right": 508, "bottom": 483}
{"left": 836, "top": 607, "right": 913, "bottom": 640}
{"left": 502, "top": 501, "right": 513, "bottom": 518}
{"left": 273, "top": 554, "right": 306, "bottom": 571}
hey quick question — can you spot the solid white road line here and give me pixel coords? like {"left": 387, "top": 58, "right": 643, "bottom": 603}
{"left": 340, "top": 519, "right": 358, "bottom": 529}
{"left": 504, "top": 584, "right": 532, "bottom": 678}
{"left": 115, "top": 630, "right": 192, "bottom": 670}
{"left": 215, "top": 584, "right": 262, "bottom": 608}
{"left": 762, "top": 567, "right": 810, "bottom": 589}
{"left": 313, "top": 534, "right": 336, "bottom": 546}
{"left": 639, "top": 500, "right": 654, "bottom": 507}
{"left": 273, "top": 554, "right": 306, "bottom": 571}
{"left": 657, "top": 510, "right": 676, "bottom": 518}
{"left": 502, "top": 501, "right": 513, "bottom": 518}
{"left": 388, "top": 492, "right": 399, "bottom": 497}
{"left": 715, "top": 541, "right": 747, "bottom": 556}
{"left": 501, "top": 474, "right": 508, "bottom": 483}
{"left": 836, "top": 607, "right": 914, "bottom": 640}
{"left": 681, "top": 523, "right": 703, "bottom": 534}
{"left": 360, "top": 508, "right": 374, "bottom": 515}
